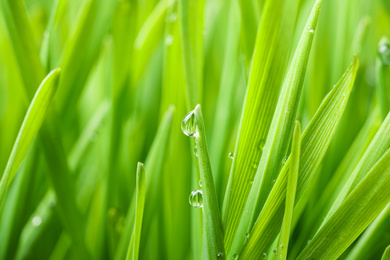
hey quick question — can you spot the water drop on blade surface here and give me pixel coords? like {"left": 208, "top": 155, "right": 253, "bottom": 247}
{"left": 189, "top": 190, "right": 203, "bottom": 208}
{"left": 165, "top": 35, "right": 174, "bottom": 46}
{"left": 181, "top": 110, "right": 198, "bottom": 136}
{"left": 228, "top": 152, "right": 234, "bottom": 159}
{"left": 32, "top": 216, "right": 42, "bottom": 226}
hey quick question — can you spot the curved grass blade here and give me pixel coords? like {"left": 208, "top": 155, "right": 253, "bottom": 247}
{"left": 239, "top": 56, "right": 359, "bottom": 259}
{"left": 126, "top": 162, "right": 146, "bottom": 260}
{"left": 382, "top": 245, "right": 390, "bottom": 260}
{"left": 193, "top": 104, "right": 225, "bottom": 259}
{"left": 228, "top": 1, "right": 322, "bottom": 256}
{"left": 297, "top": 149, "right": 390, "bottom": 260}
{"left": 222, "top": 0, "right": 298, "bottom": 252}
{"left": 276, "top": 121, "right": 301, "bottom": 260}
{"left": 376, "top": 37, "right": 390, "bottom": 120}
{"left": 0, "top": 68, "right": 60, "bottom": 206}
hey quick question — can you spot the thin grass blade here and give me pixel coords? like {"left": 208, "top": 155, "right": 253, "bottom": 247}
{"left": 382, "top": 245, "right": 390, "bottom": 260}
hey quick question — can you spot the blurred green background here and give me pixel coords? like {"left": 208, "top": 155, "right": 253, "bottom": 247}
{"left": 0, "top": 0, "right": 389, "bottom": 259}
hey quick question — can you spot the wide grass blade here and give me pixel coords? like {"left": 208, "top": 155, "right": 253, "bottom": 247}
{"left": 239, "top": 56, "right": 359, "bottom": 259}
{"left": 228, "top": 0, "right": 322, "bottom": 256}
{"left": 382, "top": 245, "right": 390, "bottom": 260}
{"left": 0, "top": 68, "right": 60, "bottom": 206}
{"left": 223, "top": 0, "right": 298, "bottom": 252}
{"left": 297, "top": 148, "right": 390, "bottom": 259}
{"left": 276, "top": 121, "right": 301, "bottom": 260}
{"left": 193, "top": 104, "right": 225, "bottom": 259}
{"left": 126, "top": 162, "right": 146, "bottom": 260}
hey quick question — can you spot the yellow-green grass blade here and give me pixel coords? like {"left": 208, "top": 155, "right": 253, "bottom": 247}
{"left": 297, "top": 148, "right": 390, "bottom": 259}
{"left": 115, "top": 106, "right": 174, "bottom": 260}
{"left": 193, "top": 104, "right": 225, "bottom": 259}
{"left": 324, "top": 109, "right": 390, "bottom": 223}
{"left": 382, "top": 245, "right": 390, "bottom": 260}
{"left": 228, "top": 0, "right": 321, "bottom": 256}
{"left": 239, "top": 56, "right": 359, "bottom": 259}
{"left": 178, "top": 0, "right": 204, "bottom": 108}
{"left": 377, "top": 37, "right": 390, "bottom": 120}
{"left": 126, "top": 162, "right": 146, "bottom": 260}
{"left": 346, "top": 204, "right": 390, "bottom": 260}
{"left": 0, "top": 68, "right": 60, "bottom": 206}
{"left": 222, "top": 0, "right": 298, "bottom": 252}
{"left": 276, "top": 121, "right": 301, "bottom": 260}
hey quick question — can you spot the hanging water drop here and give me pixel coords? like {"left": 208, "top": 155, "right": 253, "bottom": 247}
{"left": 189, "top": 190, "right": 203, "bottom": 208}
{"left": 181, "top": 110, "right": 197, "bottom": 136}
{"left": 228, "top": 152, "right": 234, "bottom": 159}
{"left": 233, "top": 254, "right": 239, "bottom": 260}
{"left": 32, "top": 216, "right": 42, "bottom": 227}
{"left": 379, "top": 42, "right": 390, "bottom": 65}
{"left": 165, "top": 34, "right": 174, "bottom": 46}
{"left": 217, "top": 253, "right": 224, "bottom": 259}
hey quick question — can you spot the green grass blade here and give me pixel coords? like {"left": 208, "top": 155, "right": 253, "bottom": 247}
{"left": 0, "top": 68, "right": 60, "bottom": 206}
{"left": 193, "top": 104, "right": 225, "bottom": 259}
{"left": 223, "top": 0, "right": 298, "bottom": 251}
{"left": 239, "top": 56, "right": 359, "bottom": 259}
{"left": 376, "top": 37, "right": 390, "bottom": 120}
{"left": 382, "top": 245, "right": 390, "bottom": 260}
{"left": 297, "top": 148, "right": 390, "bottom": 259}
{"left": 178, "top": 0, "right": 204, "bottom": 108}
{"left": 324, "top": 108, "right": 390, "bottom": 223}
{"left": 126, "top": 162, "right": 146, "bottom": 260}
{"left": 276, "top": 121, "right": 301, "bottom": 260}
{"left": 228, "top": 1, "right": 321, "bottom": 256}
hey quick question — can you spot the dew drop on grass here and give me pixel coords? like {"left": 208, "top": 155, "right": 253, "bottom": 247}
{"left": 245, "top": 232, "right": 250, "bottom": 238}
{"left": 257, "top": 139, "right": 265, "bottom": 151}
{"left": 262, "top": 253, "right": 267, "bottom": 258}
{"left": 379, "top": 42, "right": 390, "bottom": 65}
{"left": 189, "top": 190, "right": 203, "bottom": 208}
{"left": 273, "top": 249, "right": 277, "bottom": 254}
{"left": 282, "top": 156, "right": 288, "bottom": 165}
{"left": 181, "top": 110, "right": 197, "bottom": 136}
{"left": 165, "top": 34, "right": 174, "bottom": 46}
{"left": 228, "top": 152, "right": 234, "bottom": 159}
{"left": 217, "top": 253, "right": 224, "bottom": 259}
{"left": 32, "top": 216, "right": 42, "bottom": 226}
{"left": 166, "top": 13, "right": 177, "bottom": 23}
{"left": 199, "top": 180, "right": 202, "bottom": 187}
{"left": 233, "top": 254, "right": 239, "bottom": 259}
{"left": 194, "top": 145, "right": 198, "bottom": 157}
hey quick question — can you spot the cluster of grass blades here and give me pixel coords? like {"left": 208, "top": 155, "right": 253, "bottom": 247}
{"left": 1, "top": 0, "right": 390, "bottom": 259}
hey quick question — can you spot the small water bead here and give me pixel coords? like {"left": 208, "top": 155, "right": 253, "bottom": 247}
{"left": 166, "top": 13, "right": 177, "bottom": 23}
{"left": 194, "top": 145, "right": 198, "bottom": 157}
{"left": 233, "top": 254, "right": 239, "bottom": 259}
{"left": 32, "top": 216, "right": 42, "bottom": 227}
{"left": 199, "top": 180, "right": 202, "bottom": 187}
{"left": 257, "top": 139, "right": 265, "bottom": 151}
{"left": 189, "top": 190, "right": 203, "bottom": 208}
{"left": 262, "top": 253, "right": 267, "bottom": 258}
{"left": 378, "top": 42, "right": 390, "bottom": 65}
{"left": 273, "top": 249, "right": 277, "bottom": 254}
{"left": 245, "top": 232, "right": 250, "bottom": 238}
{"left": 252, "top": 161, "right": 258, "bottom": 169}
{"left": 165, "top": 35, "right": 174, "bottom": 46}
{"left": 181, "top": 110, "right": 198, "bottom": 136}
{"left": 282, "top": 156, "right": 288, "bottom": 165}
{"left": 217, "top": 253, "right": 224, "bottom": 259}
{"left": 309, "top": 29, "right": 314, "bottom": 33}
{"left": 280, "top": 244, "right": 284, "bottom": 248}
{"left": 228, "top": 152, "right": 235, "bottom": 159}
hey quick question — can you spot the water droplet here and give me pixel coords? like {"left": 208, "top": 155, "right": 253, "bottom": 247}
{"left": 307, "top": 239, "right": 311, "bottom": 244}
{"left": 165, "top": 34, "right": 174, "bottom": 46}
{"left": 273, "top": 249, "right": 277, "bottom": 254}
{"left": 217, "top": 253, "right": 224, "bottom": 259}
{"left": 199, "top": 180, "right": 202, "bottom": 187}
{"left": 233, "top": 254, "right": 239, "bottom": 260}
{"left": 32, "top": 216, "right": 42, "bottom": 227}
{"left": 181, "top": 110, "right": 197, "bottom": 136}
{"left": 262, "top": 253, "right": 267, "bottom": 258}
{"left": 228, "top": 152, "right": 234, "bottom": 159}
{"left": 280, "top": 244, "right": 284, "bottom": 248}
{"left": 194, "top": 145, "right": 198, "bottom": 157}
{"left": 379, "top": 43, "right": 390, "bottom": 65}
{"left": 246, "top": 232, "right": 250, "bottom": 238}
{"left": 166, "top": 13, "right": 177, "bottom": 23}
{"left": 48, "top": 198, "right": 57, "bottom": 208}
{"left": 189, "top": 190, "right": 203, "bottom": 208}
{"left": 252, "top": 162, "right": 258, "bottom": 169}
{"left": 309, "top": 29, "right": 314, "bottom": 33}
{"left": 257, "top": 139, "right": 265, "bottom": 151}
{"left": 282, "top": 157, "right": 288, "bottom": 165}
